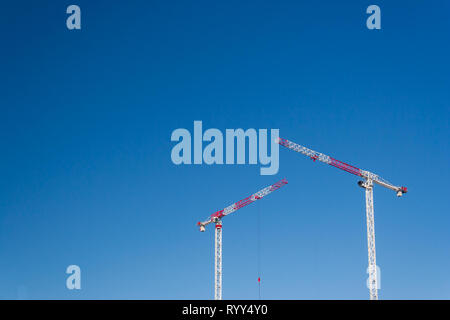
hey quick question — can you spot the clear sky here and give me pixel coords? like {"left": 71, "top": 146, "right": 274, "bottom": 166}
{"left": 0, "top": 1, "right": 449, "bottom": 299}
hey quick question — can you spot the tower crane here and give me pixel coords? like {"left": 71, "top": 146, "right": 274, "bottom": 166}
{"left": 277, "top": 137, "right": 407, "bottom": 300}
{"left": 197, "top": 178, "right": 288, "bottom": 300}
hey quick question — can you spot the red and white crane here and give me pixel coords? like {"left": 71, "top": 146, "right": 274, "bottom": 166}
{"left": 278, "top": 137, "right": 407, "bottom": 300}
{"left": 197, "top": 178, "right": 288, "bottom": 300}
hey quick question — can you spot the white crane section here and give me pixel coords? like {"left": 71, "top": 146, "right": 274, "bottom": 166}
{"left": 278, "top": 137, "right": 407, "bottom": 300}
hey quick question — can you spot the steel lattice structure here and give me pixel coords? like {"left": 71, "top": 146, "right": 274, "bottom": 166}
{"left": 214, "top": 221, "right": 222, "bottom": 300}
{"left": 278, "top": 137, "right": 407, "bottom": 300}
{"left": 198, "top": 179, "right": 288, "bottom": 300}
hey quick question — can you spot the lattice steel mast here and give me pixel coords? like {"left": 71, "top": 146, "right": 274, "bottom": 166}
{"left": 278, "top": 138, "right": 407, "bottom": 300}
{"left": 197, "top": 178, "right": 288, "bottom": 300}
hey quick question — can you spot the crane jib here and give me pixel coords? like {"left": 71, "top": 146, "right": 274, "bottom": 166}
{"left": 278, "top": 137, "right": 406, "bottom": 195}
{"left": 198, "top": 179, "right": 288, "bottom": 228}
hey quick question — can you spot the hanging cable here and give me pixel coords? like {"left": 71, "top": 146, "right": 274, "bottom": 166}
{"left": 257, "top": 196, "right": 261, "bottom": 299}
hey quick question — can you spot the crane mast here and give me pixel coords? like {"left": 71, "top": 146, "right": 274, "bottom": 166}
{"left": 278, "top": 137, "right": 407, "bottom": 300}
{"left": 198, "top": 178, "right": 288, "bottom": 300}
{"left": 214, "top": 221, "right": 222, "bottom": 300}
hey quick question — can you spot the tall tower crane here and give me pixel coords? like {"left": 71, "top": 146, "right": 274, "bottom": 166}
{"left": 278, "top": 138, "right": 407, "bottom": 300}
{"left": 197, "top": 178, "right": 288, "bottom": 300}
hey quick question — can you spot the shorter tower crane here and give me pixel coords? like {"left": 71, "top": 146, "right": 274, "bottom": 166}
{"left": 197, "top": 178, "right": 288, "bottom": 300}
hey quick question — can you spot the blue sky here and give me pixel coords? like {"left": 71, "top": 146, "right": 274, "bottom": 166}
{"left": 0, "top": 1, "right": 449, "bottom": 299}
